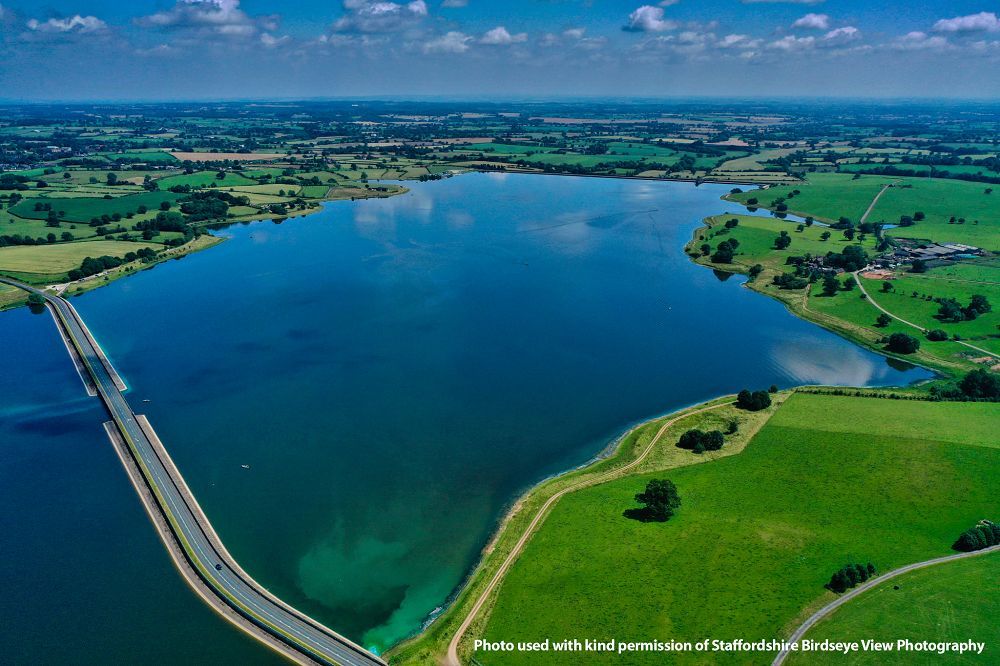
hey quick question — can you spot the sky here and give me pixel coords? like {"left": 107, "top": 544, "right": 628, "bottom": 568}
{"left": 1, "top": 0, "right": 999, "bottom": 100}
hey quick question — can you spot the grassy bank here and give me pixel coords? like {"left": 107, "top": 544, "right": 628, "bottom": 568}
{"left": 469, "top": 393, "right": 999, "bottom": 665}
{"left": 386, "top": 394, "right": 777, "bottom": 664}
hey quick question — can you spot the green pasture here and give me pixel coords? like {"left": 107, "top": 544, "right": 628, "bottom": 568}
{"left": 728, "top": 173, "right": 892, "bottom": 223}
{"left": 789, "top": 552, "right": 999, "bottom": 665}
{"left": 0, "top": 240, "right": 159, "bottom": 275}
{"left": 9, "top": 191, "right": 182, "bottom": 224}
{"left": 158, "top": 171, "right": 257, "bottom": 189}
{"left": 476, "top": 393, "right": 1000, "bottom": 665}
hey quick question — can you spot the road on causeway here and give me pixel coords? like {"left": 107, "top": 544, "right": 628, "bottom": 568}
{"left": 1, "top": 278, "right": 385, "bottom": 666}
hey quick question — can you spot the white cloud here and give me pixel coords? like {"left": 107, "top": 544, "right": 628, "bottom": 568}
{"left": 823, "top": 26, "right": 859, "bottom": 44}
{"left": 260, "top": 32, "right": 289, "bottom": 48}
{"left": 717, "top": 33, "right": 761, "bottom": 49}
{"left": 793, "top": 13, "right": 829, "bottom": 30}
{"left": 563, "top": 27, "right": 586, "bottom": 39}
{"left": 892, "top": 31, "right": 949, "bottom": 51}
{"left": 479, "top": 26, "right": 526, "bottom": 45}
{"left": 743, "top": 0, "right": 824, "bottom": 4}
{"left": 26, "top": 15, "right": 107, "bottom": 33}
{"left": 423, "top": 30, "right": 471, "bottom": 53}
{"left": 623, "top": 5, "right": 677, "bottom": 33}
{"left": 137, "top": 0, "right": 276, "bottom": 39}
{"left": 768, "top": 34, "right": 815, "bottom": 51}
{"left": 333, "top": 0, "right": 428, "bottom": 33}
{"left": 933, "top": 12, "right": 1000, "bottom": 34}
{"left": 441, "top": 0, "right": 467, "bottom": 6}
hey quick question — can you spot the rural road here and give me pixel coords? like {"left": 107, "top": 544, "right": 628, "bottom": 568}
{"left": 853, "top": 270, "right": 1000, "bottom": 360}
{"left": 859, "top": 183, "right": 892, "bottom": 225}
{"left": 772, "top": 544, "right": 1000, "bottom": 666}
{"left": 446, "top": 401, "right": 731, "bottom": 666}
{"left": 0, "top": 278, "right": 384, "bottom": 666}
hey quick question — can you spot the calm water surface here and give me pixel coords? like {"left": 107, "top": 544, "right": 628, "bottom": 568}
{"left": 0, "top": 174, "right": 930, "bottom": 659}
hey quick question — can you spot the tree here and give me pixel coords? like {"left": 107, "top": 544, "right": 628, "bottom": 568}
{"left": 626, "top": 479, "right": 681, "bottom": 522}
{"left": 106, "top": 172, "right": 118, "bottom": 186}
{"left": 886, "top": 333, "right": 920, "bottom": 354}
{"left": 926, "top": 329, "right": 948, "bottom": 341}
{"left": 774, "top": 231, "right": 791, "bottom": 250}
{"left": 876, "top": 314, "right": 891, "bottom": 328}
{"left": 820, "top": 231, "right": 831, "bottom": 241}
{"left": 822, "top": 275, "right": 840, "bottom": 296}
{"left": 910, "top": 259, "right": 927, "bottom": 273}
{"left": 881, "top": 281, "right": 893, "bottom": 293}
{"left": 699, "top": 243, "right": 711, "bottom": 256}
{"left": 748, "top": 264, "right": 764, "bottom": 280}
{"left": 842, "top": 276, "right": 856, "bottom": 291}
{"left": 724, "top": 218, "right": 739, "bottom": 229}
{"left": 736, "top": 389, "right": 771, "bottom": 411}
{"left": 958, "top": 369, "right": 1000, "bottom": 400}
{"left": 712, "top": 239, "right": 736, "bottom": 263}
{"left": 160, "top": 201, "right": 172, "bottom": 211}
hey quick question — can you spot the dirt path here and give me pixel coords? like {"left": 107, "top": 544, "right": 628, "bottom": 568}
{"left": 860, "top": 184, "right": 892, "bottom": 224}
{"left": 853, "top": 271, "right": 1000, "bottom": 360}
{"left": 445, "top": 401, "right": 732, "bottom": 666}
{"left": 772, "top": 544, "right": 1000, "bottom": 665}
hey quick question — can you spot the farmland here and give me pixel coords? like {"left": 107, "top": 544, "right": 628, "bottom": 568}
{"left": 789, "top": 552, "right": 999, "bottom": 665}
{"left": 466, "top": 393, "right": 999, "bottom": 665}
{"left": 0, "top": 240, "right": 158, "bottom": 276}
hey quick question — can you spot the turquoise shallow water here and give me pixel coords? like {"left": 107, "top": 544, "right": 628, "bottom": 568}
{"left": 0, "top": 174, "right": 930, "bottom": 659}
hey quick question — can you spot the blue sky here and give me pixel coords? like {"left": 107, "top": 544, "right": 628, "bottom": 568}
{"left": 1, "top": 1, "right": 999, "bottom": 100}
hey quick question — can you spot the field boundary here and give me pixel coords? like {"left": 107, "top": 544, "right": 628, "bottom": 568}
{"left": 773, "top": 545, "right": 1000, "bottom": 665}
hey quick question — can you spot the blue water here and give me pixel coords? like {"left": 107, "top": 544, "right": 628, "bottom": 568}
{"left": 0, "top": 174, "right": 930, "bottom": 659}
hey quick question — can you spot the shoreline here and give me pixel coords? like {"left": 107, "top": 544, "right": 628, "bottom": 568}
{"left": 0, "top": 186, "right": 409, "bottom": 312}
{"left": 683, "top": 211, "right": 964, "bottom": 379}
{"left": 385, "top": 183, "right": 949, "bottom": 664}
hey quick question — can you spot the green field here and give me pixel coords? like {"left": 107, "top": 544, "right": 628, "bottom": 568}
{"left": 729, "top": 174, "right": 892, "bottom": 223}
{"left": 157, "top": 171, "right": 257, "bottom": 189}
{"left": 0, "top": 240, "right": 158, "bottom": 276}
{"left": 860, "top": 264, "right": 1000, "bottom": 354}
{"left": 695, "top": 214, "right": 878, "bottom": 272}
{"left": 867, "top": 179, "right": 1000, "bottom": 249}
{"left": 99, "top": 150, "right": 178, "bottom": 163}
{"left": 473, "top": 394, "right": 1000, "bottom": 665}
{"left": 789, "top": 552, "right": 999, "bottom": 665}
{"left": 10, "top": 191, "right": 181, "bottom": 224}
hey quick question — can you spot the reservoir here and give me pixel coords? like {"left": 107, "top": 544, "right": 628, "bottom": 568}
{"left": 0, "top": 174, "right": 930, "bottom": 660}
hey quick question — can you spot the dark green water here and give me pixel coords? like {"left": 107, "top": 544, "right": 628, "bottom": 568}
{"left": 0, "top": 174, "right": 930, "bottom": 660}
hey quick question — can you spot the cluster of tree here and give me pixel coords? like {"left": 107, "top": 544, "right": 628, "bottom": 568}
{"left": 712, "top": 238, "right": 739, "bottom": 263}
{"left": 624, "top": 479, "right": 681, "bottom": 523}
{"left": 66, "top": 249, "right": 156, "bottom": 281}
{"left": 771, "top": 272, "right": 809, "bottom": 290}
{"left": 926, "top": 329, "right": 949, "bottom": 341}
{"left": 952, "top": 520, "right": 999, "bottom": 552}
{"left": 134, "top": 211, "right": 188, "bottom": 233}
{"left": 826, "top": 562, "right": 877, "bottom": 593}
{"left": 736, "top": 389, "right": 772, "bottom": 411}
{"left": 0, "top": 234, "right": 66, "bottom": 247}
{"left": 0, "top": 174, "right": 31, "bottom": 190}
{"left": 885, "top": 332, "right": 920, "bottom": 354}
{"left": 936, "top": 295, "right": 992, "bottom": 323}
{"left": 179, "top": 191, "right": 237, "bottom": 221}
{"left": 676, "top": 429, "right": 725, "bottom": 454}
{"left": 930, "top": 369, "right": 1000, "bottom": 402}
{"left": 824, "top": 245, "right": 869, "bottom": 272}
{"left": 774, "top": 230, "right": 791, "bottom": 250}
